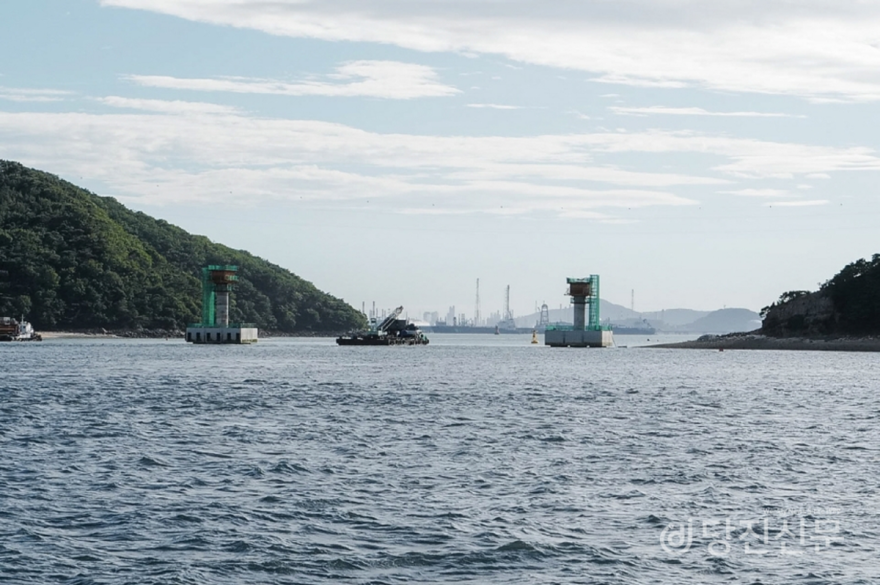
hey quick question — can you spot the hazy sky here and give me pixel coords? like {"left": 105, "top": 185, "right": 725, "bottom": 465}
{"left": 3, "top": 0, "right": 880, "bottom": 319}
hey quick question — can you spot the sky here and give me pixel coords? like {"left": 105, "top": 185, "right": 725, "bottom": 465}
{"left": 2, "top": 0, "right": 880, "bottom": 320}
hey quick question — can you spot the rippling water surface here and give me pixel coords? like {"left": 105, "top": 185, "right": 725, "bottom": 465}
{"left": 2, "top": 335, "right": 880, "bottom": 584}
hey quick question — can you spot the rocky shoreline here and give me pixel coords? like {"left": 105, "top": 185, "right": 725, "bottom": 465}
{"left": 648, "top": 331, "right": 880, "bottom": 352}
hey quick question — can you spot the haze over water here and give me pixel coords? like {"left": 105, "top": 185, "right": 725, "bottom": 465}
{"left": 2, "top": 337, "right": 879, "bottom": 583}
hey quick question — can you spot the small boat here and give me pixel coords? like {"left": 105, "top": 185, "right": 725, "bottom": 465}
{"left": 336, "top": 306, "right": 429, "bottom": 346}
{"left": 0, "top": 317, "right": 42, "bottom": 342}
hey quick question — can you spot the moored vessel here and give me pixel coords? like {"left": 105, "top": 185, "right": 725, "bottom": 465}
{"left": 612, "top": 325, "right": 656, "bottom": 335}
{"left": 0, "top": 317, "right": 42, "bottom": 342}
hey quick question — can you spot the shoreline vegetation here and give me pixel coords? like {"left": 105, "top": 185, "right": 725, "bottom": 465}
{"left": 0, "top": 161, "right": 367, "bottom": 335}
{"left": 36, "top": 329, "right": 350, "bottom": 339}
{"left": 648, "top": 331, "right": 880, "bottom": 352}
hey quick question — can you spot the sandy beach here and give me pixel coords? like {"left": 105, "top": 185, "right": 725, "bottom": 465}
{"left": 38, "top": 331, "right": 119, "bottom": 340}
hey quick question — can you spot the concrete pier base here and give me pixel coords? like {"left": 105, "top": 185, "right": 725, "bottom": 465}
{"left": 545, "top": 329, "right": 613, "bottom": 348}
{"left": 186, "top": 326, "right": 258, "bottom": 344}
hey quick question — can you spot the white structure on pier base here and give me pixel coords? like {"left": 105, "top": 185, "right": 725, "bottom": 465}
{"left": 186, "top": 326, "right": 258, "bottom": 344}
{"left": 185, "top": 265, "right": 259, "bottom": 345}
{"left": 544, "top": 329, "right": 613, "bottom": 348}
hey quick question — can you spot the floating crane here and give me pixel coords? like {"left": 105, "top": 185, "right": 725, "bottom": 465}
{"left": 337, "top": 305, "right": 429, "bottom": 346}
{"left": 377, "top": 306, "right": 404, "bottom": 331}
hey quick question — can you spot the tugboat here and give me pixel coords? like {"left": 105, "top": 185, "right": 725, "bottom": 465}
{"left": 336, "top": 306, "right": 429, "bottom": 346}
{"left": 0, "top": 317, "right": 42, "bottom": 342}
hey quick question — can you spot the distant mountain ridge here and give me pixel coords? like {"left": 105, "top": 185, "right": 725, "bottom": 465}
{"left": 515, "top": 300, "right": 759, "bottom": 334}
{"left": 0, "top": 161, "right": 366, "bottom": 333}
{"left": 685, "top": 308, "right": 761, "bottom": 334}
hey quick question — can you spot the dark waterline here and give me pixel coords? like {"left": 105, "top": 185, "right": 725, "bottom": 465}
{"left": 2, "top": 337, "right": 879, "bottom": 583}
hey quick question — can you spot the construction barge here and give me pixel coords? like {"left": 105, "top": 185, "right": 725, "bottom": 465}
{"left": 336, "top": 306, "right": 429, "bottom": 346}
{"left": 0, "top": 317, "right": 42, "bottom": 342}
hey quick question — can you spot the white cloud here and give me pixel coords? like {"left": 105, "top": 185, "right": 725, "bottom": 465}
{"left": 101, "top": 0, "right": 880, "bottom": 102}
{"left": 97, "top": 96, "right": 241, "bottom": 115}
{"left": 467, "top": 103, "right": 523, "bottom": 110}
{"left": 610, "top": 106, "right": 804, "bottom": 118}
{"left": 400, "top": 199, "right": 647, "bottom": 219}
{"left": 719, "top": 188, "right": 793, "bottom": 198}
{"left": 0, "top": 109, "right": 711, "bottom": 215}
{"left": 126, "top": 61, "right": 459, "bottom": 100}
{"left": 582, "top": 130, "right": 880, "bottom": 178}
{"left": 1, "top": 108, "right": 878, "bottom": 218}
{"left": 806, "top": 173, "right": 831, "bottom": 179}
{"left": 765, "top": 200, "right": 830, "bottom": 207}
{"left": 398, "top": 207, "right": 476, "bottom": 216}
{"left": 0, "top": 87, "right": 73, "bottom": 103}
{"left": 591, "top": 75, "right": 689, "bottom": 89}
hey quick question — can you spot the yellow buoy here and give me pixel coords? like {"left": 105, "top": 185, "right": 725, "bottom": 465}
{"left": 531, "top": 330, "right": 539, "bottom": 344}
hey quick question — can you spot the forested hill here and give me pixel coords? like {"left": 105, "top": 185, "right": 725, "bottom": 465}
{"left": 0, "top": 161, "right": 366, "bottom": 333}
{"left": 761, "top": 254, "right": 880, "bottom": 337}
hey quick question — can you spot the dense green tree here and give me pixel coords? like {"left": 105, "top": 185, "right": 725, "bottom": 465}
{"left": 761, "top": 254, "right": 880, "bottom": 336}
{"left": 0, "top": 160, "right": 366, "bottom": 333}
{"left": 820, "top": 253, "right": 880, "bottom": 334}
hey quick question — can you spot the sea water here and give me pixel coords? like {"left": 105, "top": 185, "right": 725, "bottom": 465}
{"left": 2, "top": 335, "right": 879, "bottom": 584}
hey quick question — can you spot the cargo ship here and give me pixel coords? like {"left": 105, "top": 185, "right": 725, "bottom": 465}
{"left": 336, "top": 306, "right": 429, "bottom": 346}
{"left": 610, "top": 319, "right": 656, "bottom": 335}
{"left": 612, "top": 325, "right": 656, "bottom": 335}
{"left": 0, "top": 317, "right": 42, "bottom": 342}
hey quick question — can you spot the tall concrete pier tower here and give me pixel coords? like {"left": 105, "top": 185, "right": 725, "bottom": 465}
{"left": 544, "top": 275, "right": 613, "bottom": 348}
{"left": 186, "top": 265, "right": 258, "bottom": 344}
{"left": 212, "top": 267, "right": 233, "bottom": 327}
